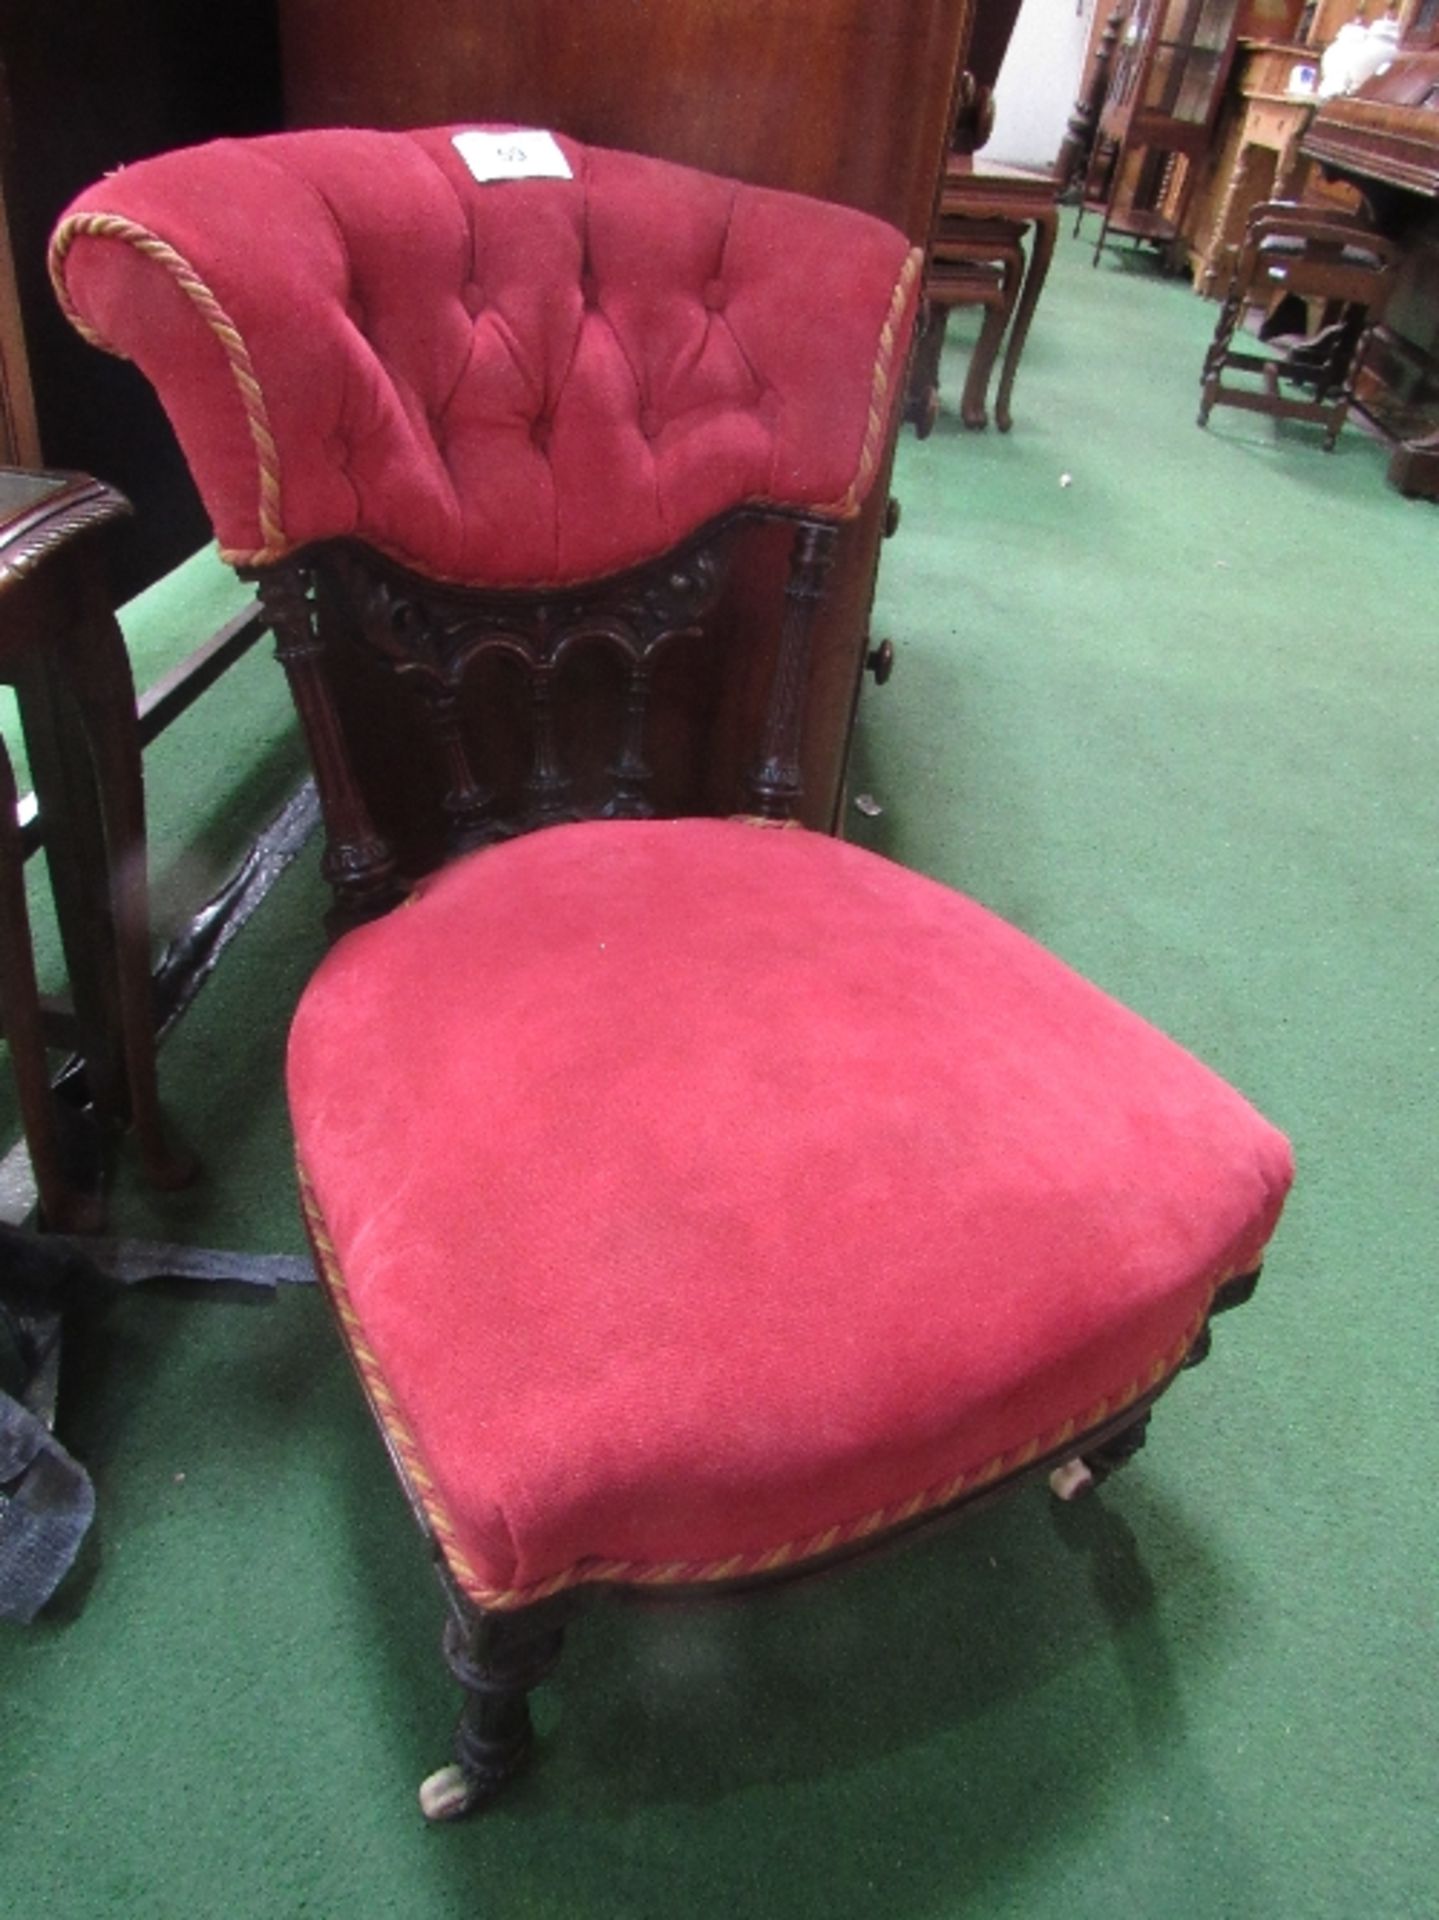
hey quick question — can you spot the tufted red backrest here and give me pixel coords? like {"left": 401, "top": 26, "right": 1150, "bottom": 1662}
{"left": 51, "top": 127, "right": 921, "bottom": 588}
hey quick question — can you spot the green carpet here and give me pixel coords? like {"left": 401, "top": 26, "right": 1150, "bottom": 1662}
{"left": 2, "top": 231, "right": 1434, "bottom": 1919}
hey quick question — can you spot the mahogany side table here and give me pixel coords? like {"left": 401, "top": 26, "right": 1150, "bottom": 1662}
{"left": 0, "top": 469, "right": 191, "bottom": 1228}
{"left": 907, "top": 163, "right": 1061, "bottom": 437}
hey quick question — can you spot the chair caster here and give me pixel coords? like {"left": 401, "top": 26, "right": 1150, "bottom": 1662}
{"left": 419, "top": 1762, "right": 489, "bottom": 1823}
{"left": 1050, "top": 1411, "right": 1152, "bottom": 1501}
{"left": 419, "top": 1721, "right": 536, "bottom": 1822}
{"left": 1049, "top": 1456, "right": 1096, "bottom": 1501}
{"left": 422, "top": 1602, "right": 566, "bottom": 1821}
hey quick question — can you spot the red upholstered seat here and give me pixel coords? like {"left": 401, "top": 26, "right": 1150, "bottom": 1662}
{"left": 289, "top": 818, "right": 1292, "bottom": 1611}
{"left": 50, "top": 126, "right": 918, "bottom": 585}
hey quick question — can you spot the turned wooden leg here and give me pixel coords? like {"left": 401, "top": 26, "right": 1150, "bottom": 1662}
{"left": 1051, "top": 1272, "right": 1260, "bottom": 1501}
{"left": 1199, "top": 273, "right": 1246, "bottom": 426}
{"left": 419, "top": 1601, "right": 569, "bottom": 1822}
{"left": 744, "top": 520, "right": 838, "bottom": 822}
{"left": 258, "top": 566, "right": 401, "bottom": 931}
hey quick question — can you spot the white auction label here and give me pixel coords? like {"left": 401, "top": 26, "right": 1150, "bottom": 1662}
{"left": 452, "top": 130, "right": 573, "bottom": 183}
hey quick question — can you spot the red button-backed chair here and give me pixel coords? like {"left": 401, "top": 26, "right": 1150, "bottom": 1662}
{"left": 51, "top": 126, "right": 1293, "bottom": 1821}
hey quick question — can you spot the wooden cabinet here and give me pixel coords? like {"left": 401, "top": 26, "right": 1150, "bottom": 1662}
{"left": 280, "top": 1, "right": 968, "bottom": 246}
{"left": 1186, "top": 39, "right": 1325, "bottom": 291}
{"left": 277, "top": 0, "right": 973, "bottom": 840}
{"left": 1081, "top": 0, "right": 1243, "bottom": 261}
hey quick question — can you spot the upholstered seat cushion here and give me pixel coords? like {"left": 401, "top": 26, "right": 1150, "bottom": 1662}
{"left": 289, "top": 820, "right": 1292, "bottom": 1611}
{"left": 50, "top": 127, "right": 919, "bottom": 583}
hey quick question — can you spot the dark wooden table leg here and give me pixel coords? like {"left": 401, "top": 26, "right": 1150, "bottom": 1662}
{"left": 0, "top": 735, "right": 99, "bottom": 1230}
{"left": 14, "top": 646, "right": 129, "bottom": 1121}
{"left": 995, "top": 205, "right": 1057, "bottom": 434}
{"left": 959, "top": 247, "right": 1024, "bottom": 431}
{"left": 58, "top": 588, "right": 196, "bottom": 1188}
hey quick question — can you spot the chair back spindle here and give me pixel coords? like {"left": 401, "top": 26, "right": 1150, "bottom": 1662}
{"left": 745, "top": 521, "right": 838, "bottom": 821}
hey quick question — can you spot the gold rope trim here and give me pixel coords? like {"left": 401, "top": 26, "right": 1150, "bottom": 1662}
{"left": 49, "top": 211, "right": 285, "bottom": 554}
{"left": 815, "top": 245, "right": 925, "bottom": 522}
{"left": 298, "top": 1164, "right": 494, "bottom": 1603}
{"left": 299, "top": 1158, "right": 1260, "bottom": 1614}
{"left": 51, "top": 214, "right": 918, "bottom": 573}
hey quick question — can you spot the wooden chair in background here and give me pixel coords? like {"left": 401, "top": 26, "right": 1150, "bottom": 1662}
{"left": 1198, "top": 200, "right": 1401, "bottom": 447}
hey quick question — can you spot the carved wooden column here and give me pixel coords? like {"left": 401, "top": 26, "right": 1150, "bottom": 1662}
{"left": 523, "top": 661, "right": 573, "bottom": 825}
{"left": 608, "top": 660, "right": 656, "bottom": 818}
{"left": 1056, "top": 3, "right": 1127, "bottom": 201}
{"left": 258, "top": 567, "right": 400, "bottom": 924}
{"left": 746, "top": 521, "right": 839, "bottom": 821}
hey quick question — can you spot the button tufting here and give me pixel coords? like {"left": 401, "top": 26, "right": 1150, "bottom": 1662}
{"left": 580, "top": 273, "right": 601, "bottom": 309}
{"left": 638, "top": 408, "right": 663, "bottom": 441}
{"left": 327, "top": 432, "right": 350, "bottom": 463}
{"left": 531, "top": 416, "right": 552, "bottom": 451}
{"left": 345, "top": 298, "right": 367, "bottom": 330}
{"left": 702, "top": 278, "right": 727, "bottom": 312}
{"left": 461, "top": 282, "right": 484, "bottom": 318}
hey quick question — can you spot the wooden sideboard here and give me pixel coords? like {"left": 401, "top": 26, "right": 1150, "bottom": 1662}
{"left": 278, "top": 0, "right": 973, "bottom": 844}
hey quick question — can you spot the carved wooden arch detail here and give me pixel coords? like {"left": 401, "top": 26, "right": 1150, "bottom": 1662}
{"left": 248, "top": 511, "right": 837, "bottom": 930}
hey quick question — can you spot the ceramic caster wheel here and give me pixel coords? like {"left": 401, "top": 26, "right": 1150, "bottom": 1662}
{"left": 1049, "top": 1456, "right": 1096, "bottom": 1502}
{"left": 419, "top": 1763, "right": 484, "bottom": 1823}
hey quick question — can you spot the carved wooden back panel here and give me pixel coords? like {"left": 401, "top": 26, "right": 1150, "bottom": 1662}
{"left": 254, "top": 514, "right": 837, "bottom": 928}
